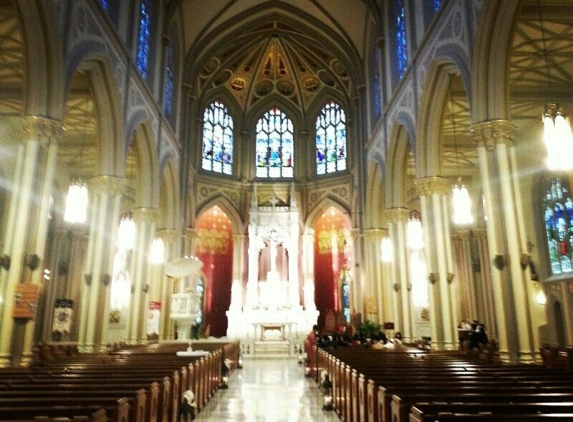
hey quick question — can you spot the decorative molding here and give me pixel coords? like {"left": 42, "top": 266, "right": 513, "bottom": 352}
{"left": 471, "top": 120, "right": 517, "bottom": 149}
{"left": 384, "top": 208, "right": 410, "bottom": 224}
{"left": 133, "top": 208, "right": 160, "bottom": 225}
{"left": 156, "top": 229, "right": 180, "bottom": 243}
{"left": 414, "top": 176, "right": 451, "bottom": 197}
{"left": 22, "top": 116, "right": 64, "bottom": 147}
{"left": 89, "top": 176, "right": 125, "bottom": 196}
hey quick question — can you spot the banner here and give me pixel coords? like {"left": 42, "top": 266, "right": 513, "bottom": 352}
{"left": 147, "top": 301, "right": 161, "bottom": 336}
{"left": 13, "top": 284, "right": 40, "bottom": 319}
{"left": 52, "top": 298, "right": 73, "bottom": 333}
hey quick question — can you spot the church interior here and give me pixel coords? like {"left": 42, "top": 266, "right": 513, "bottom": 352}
{"left": 1, "top": 0, "right": 573, "bottom": 372}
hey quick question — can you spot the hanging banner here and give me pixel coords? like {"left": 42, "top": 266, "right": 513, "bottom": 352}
{"left": 12, "top": 284, "right": 40, "bottom": 319}
{"left": 147, "top": 301, "right": 161, "bottom": 336}
{"left": 52, "top": 298, "right": 73, "bottom": 333}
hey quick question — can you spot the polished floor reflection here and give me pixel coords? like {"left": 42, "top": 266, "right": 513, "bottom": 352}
{"left": 195, "top": 358, "right": 339, "bottom": 422}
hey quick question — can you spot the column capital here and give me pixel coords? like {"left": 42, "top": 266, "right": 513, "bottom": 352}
{"left": 364, "top": 228, "right": 387, "bottom": 241}
{"left": 23, "top": 116, "right": 64, "bottom": 147}
{"left": 133, "top": 207, "right": 159, "bottom": 224}
{"left": 415, "top": 176, "right": 451, "bottom": 197}
{"left": 233, "top": 234, "right": 247, "bottom": 243}
{"left": 384, "top": 207, "right": 410, "bottom": 224}
{"left": 156, "top": 228, "right": 180, "bottom": 242}
{"left": 186, "top": 228, "right": 198, "bottom": 238}
{"left": 89, "top": 176, "right": 125, "bottom": 196}
{"left": 470, "top": 119, "right": 517, "bottom": 149}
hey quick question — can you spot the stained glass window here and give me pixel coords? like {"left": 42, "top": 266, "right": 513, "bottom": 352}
{"left": 202, "top": 101, "right": 234, "bottom": 175}
{"left": 544, "top": 176, "right": 573, "bottom": 275}
{"left": 316, "top": 101, "right": 346, "bottom": 175}
{"left": 136, "top": 0, "right": 152, "bottom": 79}
{"left": 164, "top": 40, "right": 174, "bottom": 119}
{"left": 433, "top": 0, "right": 442, "bottom": 12}
{"left": 255, "top": 108, "right": 294, "bottom": 178}
{"left": 101, "top": 0, "right": 109, "bottom": 10}
{"left": 396, "top": 0, "right": 408, "bottom": 79}
{"left": 371, "top": 47, "right": 382, "bottom": 124}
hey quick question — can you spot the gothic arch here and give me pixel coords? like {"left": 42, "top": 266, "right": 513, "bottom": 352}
{"left": 385, "top": 122, "right": 412, "bottom": 208}
{"left": 365, "top": 161, "right": 384, "bottom": 229}
{"left": 471, "top": 0, "right": 520, "bottom": 122}
{"left": 128, "top": 122, "right": 160, "bottom": 209}
{"left": 158, "top": 158, "right": 180, "bottom": 230}
{"left": 304, "top": 196, "right": 352, "bottom": 232}
{"left": 193, "top": 195, "right": 244, "bottom": 236}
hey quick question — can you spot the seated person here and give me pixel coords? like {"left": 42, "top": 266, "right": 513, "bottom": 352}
{"left": 370, "top": 334, "right": 385, "bottom": 350}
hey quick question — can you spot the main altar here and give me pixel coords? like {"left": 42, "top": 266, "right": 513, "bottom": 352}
{"left": 226, "top": 184, "right": 318, "bottom": 357}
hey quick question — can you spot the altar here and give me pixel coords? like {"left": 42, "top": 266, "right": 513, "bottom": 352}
{"left": 226, "top": 185, "right": 318, "bottom": 357}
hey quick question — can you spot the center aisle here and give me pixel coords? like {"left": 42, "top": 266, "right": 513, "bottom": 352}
{"left": 194, "top": 358, "right": 340, "bottom": 422}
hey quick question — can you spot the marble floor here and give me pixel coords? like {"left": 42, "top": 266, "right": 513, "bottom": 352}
{"left": 194, "top": 358, "right": 340, "bottom": 422}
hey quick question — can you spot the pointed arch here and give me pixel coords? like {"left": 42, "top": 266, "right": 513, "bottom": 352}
{"left": 365, "top": 161, "right": 384, "bottom": 229}
{"left": 385, "top": 123, "right": 413, "bottom": 208}
{"left": 304, "top": 196, "right": 352, "bottom": 231}
{"left": 128, "top": 122, "right": 160, "bottom": 208}
{"left": 158, "top": 157, "right": 180, "bottom": 230}
{"left": 194, "top": 194, "right": 244, "bottom": 235}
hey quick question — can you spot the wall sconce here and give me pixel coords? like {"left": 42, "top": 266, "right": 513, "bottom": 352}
{"left": 25, "top": 253, "right": 40, "bottom": 271}
{"left": 393, "top": 283, "right": 400, "bottom": 292}
{"left": 520, "top": 253, "right": 531, "bottom": 271}
{"left": 428, "top": 273, "right": 437, "bottom": 284}
{"left": 493, "top": 254, "right": 506, "bottom": 270}
{"left": 446, "top": 272, "right": 455, "bottom": 283}
{"left": 143, "top": 284, "right": 150, "bottom": 293}
{"left": 102, "top": 274, "right": 111, "bottom": 285}
{"left": 84, "top": 274, "right": 92, "bottom": 285}
{"left": 0, "top": 254, "right": 10, "bottom": 270}
{"left": 407, "top": 283, "right": 412, "bottom": 291}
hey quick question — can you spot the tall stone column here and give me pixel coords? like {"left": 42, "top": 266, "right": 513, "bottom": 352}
{"left": 0, "top": 117, "right": 62, "bottom": 367}
{"left": 288, "top": 217, "right": 300, "bottom": 306}
{"left": 245, "top": 223, "right": 260, "bottom": 307}
{"left": 77, "top": 176, "right": 123, "bottom": 352}
{"left": 126, "top": 208, "right": 159, "bottom": 345}
{"left": 156, "top": 229, "right": 180, "bottom": 340}
{"left": 415, "top": 176, "right": 456, "bottom": 350}
{"left": 384, "top": 208, "right": 412, "bottom": 341}
{"left": 471, "top": 120, "right": 535, "bottom": 363}
{"left": 302, "top": 231, "right": 315, "bottom": 310}
{"left": 364, "top": 229, "right": 384, "bottom": 323}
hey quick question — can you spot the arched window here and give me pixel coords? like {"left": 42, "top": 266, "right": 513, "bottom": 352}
{"left": 255, "top": 108, "right": 294, "bottom": 178}
{"left": 370, "top": 42, "right": 382, "bottom": 125}
{"left": 395, "top": 0, "right": 408, "bottom": 79}
{"left": 202, "top": 101, "right": 234, "bottom": 175}
{"left": 100, "top": 0, "right": 109, "bottom": 10}
{"left": 543, "top": 176, "right": 573, "bottom": 274}
{"left": 136, "top": 0, "right": 152, "bottom": 79}
{"left": 316, "top": 101, "right": 347, "bottom": 175}
{"left": 164, "top": 39, "right": 175, "bottom": 120}
{"left": 433, "top": 0, "right": 442, "bottom": 12}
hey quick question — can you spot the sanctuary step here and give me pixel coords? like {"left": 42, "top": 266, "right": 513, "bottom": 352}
{"left": 253, "top": 341, "right": 291, "bottom": 357}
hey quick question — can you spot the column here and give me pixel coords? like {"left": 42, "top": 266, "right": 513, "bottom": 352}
{"left": 288, "top": 216, "right": 300, "bottom": 306}
{"left": 384, "top": 208, "right": 412, "bottom": 341}
{"left": 364, "top": 229, "right": 384, "bottom": 323}
{"left": 415, "top": 176, "right": 456, "bottom": 350}
{"left": 245, "top": 223, "right": 259, "bottom": 307}
{"left": 77, "top": 176, "right": 123, "bottom": 352}
{"left": 156, "top": 229, "right": 180, "bottom": 340}
{"left": 0, "top": 117, "right": 62, "bottom": 367}
{"left": 472, "top": 120, "right": 534, "bottom": 363}
{"left": 126, "top": 207, "right": 159, "bottom": 345}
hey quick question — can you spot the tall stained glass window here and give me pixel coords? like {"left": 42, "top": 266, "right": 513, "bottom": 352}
{"left": 316, "top": 101, "right": 347, "bottom": 175}
{"left": 164, "top": 40, "right": 174, "bottom": 119}
{"left": 101, "top": 0, "right": 109, "bottom": 10}
{"left": 433, "top": 0, "right": 442, "bottom": 12}
{"left": 370, "top": 46, "right": 382, "bottom": 124}
{"left": 202, "top": 101, "right": 234, "bottom": 175}
{"left": 544, "top": 176, "right": 573, "bottom": 274}
{"left": 396, "top": 0, "right": 408, "bottom": 79}
{"left": 136, "top": 0, "right": 152, "bottom": 79}
{"left": 255, "top": 108, "right": 294, "bottom": 178}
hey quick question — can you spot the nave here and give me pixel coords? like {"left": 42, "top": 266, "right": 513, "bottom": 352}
{"left": 195, "top": 359, "right": 338, "bottom": 422}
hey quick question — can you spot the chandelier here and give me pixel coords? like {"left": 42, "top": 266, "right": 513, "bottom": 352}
{"left": 63, "top": 179, "right": 88, "bottom": 224}
{"left": 537, "top": 1, "right": 573, "bottom": 171}
{"left": 117, "top": 212, "right": 136, "bottom": 251}
{"left": 64, "top": 77, "right": 91, "bottom": 224}
{"left": 407, "top": 211, "right": 424, "bottom": 251}
{"left": 448, "top": 74, "right": 473, "bottom": 225}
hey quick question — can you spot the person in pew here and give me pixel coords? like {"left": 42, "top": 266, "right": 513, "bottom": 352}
{"left": 349, "top": 334, "right": 362, "bottom": 346}
{"left": 370, "top": 334, "right": 385, "bottom": 350}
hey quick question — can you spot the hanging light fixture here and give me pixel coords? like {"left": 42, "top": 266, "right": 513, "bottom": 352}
{"left": 381, "top": 236, "right": 394, "bottom": 262}
{"left": 448, "top": 74, "right": 473, "bottom": 225}
{"left": 150, "top": 238, "right": 165, "bottom": 264}
{"left": 537, "top": 0, "right": 573, "bottom": 171}
{"left": 117, "top": 212, "right": 136, "bottom": 251}
{"left": 64, "top": 77, "right": 91, "bottom": 224}
{"left": 407, "top": 211, "right": 424, "bottom": 251}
